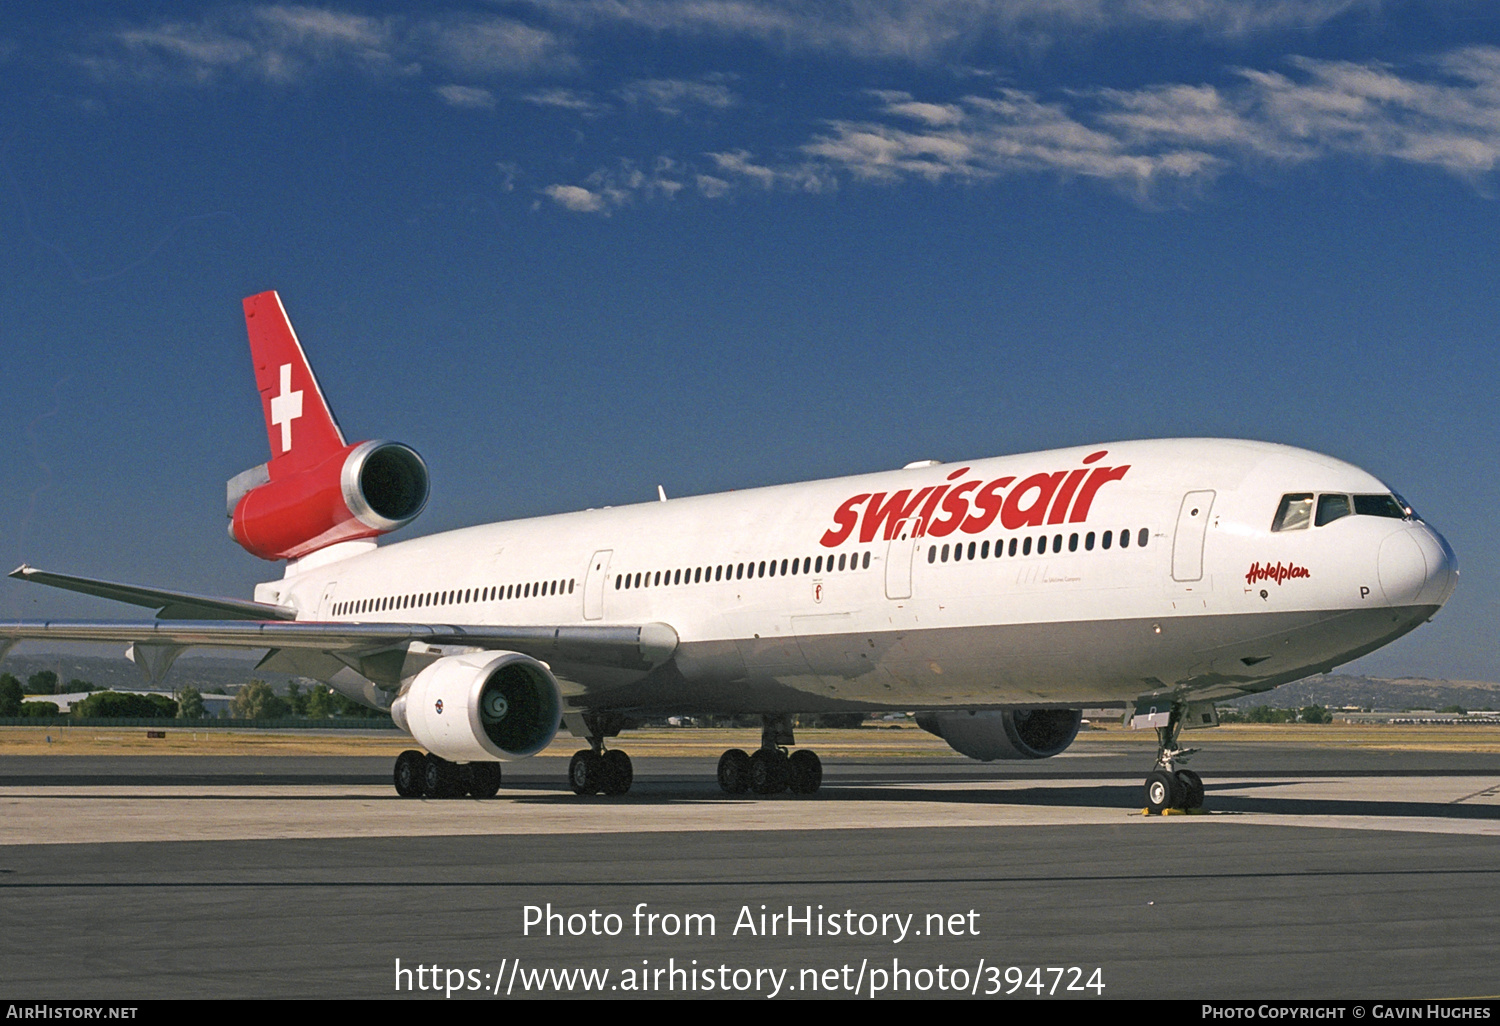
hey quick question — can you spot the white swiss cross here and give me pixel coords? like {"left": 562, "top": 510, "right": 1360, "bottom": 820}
{"left": 269, "top": 362, "right": 304, "bottom": 454}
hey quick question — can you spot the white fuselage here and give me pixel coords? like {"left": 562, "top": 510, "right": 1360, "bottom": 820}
{"left": 257, "top": 438, "right": 1456, "bottom": 714}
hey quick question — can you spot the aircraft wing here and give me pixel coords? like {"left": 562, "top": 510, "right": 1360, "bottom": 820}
{"left": 0, "top": 618, "right": 679, "bottom": 674}
{"left": 9, "top": 565, "right": 297, "bottom": 621}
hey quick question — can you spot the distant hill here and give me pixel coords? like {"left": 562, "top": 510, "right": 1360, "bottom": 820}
{"left": 1224, "top": 674, "right": 1500, "bottom": 712}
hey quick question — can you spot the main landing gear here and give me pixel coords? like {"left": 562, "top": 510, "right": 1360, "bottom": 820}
{"left": 1142, "top": 703, "right": 1206, "bottom": 814}
{"left": 569, "top": 740, "right": 634, "bottom": 796}
{"left": 717, "top": 715, "right": 823, "bottom": 796}
{"left": 393, "top": 750, "right": 503, "bottom": 799}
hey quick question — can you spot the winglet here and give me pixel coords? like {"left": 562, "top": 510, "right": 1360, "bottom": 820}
{"left": 243, "top": 292, "right": 346, "bottom": 475}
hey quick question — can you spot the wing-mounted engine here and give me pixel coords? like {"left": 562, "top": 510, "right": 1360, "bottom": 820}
{"left": 916, "top": 709, "right": 1082, "bottom": 761}
{"left": 390, "top": 651, "right": 563, "bottom": 763}
{"left": 228, "top": 439, "right": 429, "bottom": 561}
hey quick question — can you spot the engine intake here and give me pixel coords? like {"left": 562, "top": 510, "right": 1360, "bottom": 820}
{"left": 392, "top": 651, "right": 562, "bottom": 762}
{"left": 229, "top": 439, "right": 428, "bottom": 561}
{"left": 916, "top": 708, "right": 1082, "bottom": 761}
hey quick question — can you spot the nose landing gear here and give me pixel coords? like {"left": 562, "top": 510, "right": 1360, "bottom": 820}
{"left": 1136, "top": 702, "right": 1207, "bottom": 814}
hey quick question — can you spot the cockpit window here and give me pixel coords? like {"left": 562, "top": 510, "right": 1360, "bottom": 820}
{"left": 1315, "top": 493, "right": 1351, "bottom": 527}
{"left": 1272, "top": 493, "right": 1314, "bottom": 532}
{"left": 1354, "top": 493, "right": 1408, "bottom": 519}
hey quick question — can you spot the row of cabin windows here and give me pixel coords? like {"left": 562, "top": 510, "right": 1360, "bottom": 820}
{"left": 929, "top": 527, "right": 1150, "bottom": 563}
{"left": 616, "top": 551, "right": 872, "bottom": 591}
{"left": 335, "top": 578, "right": 576, "bottom": 617}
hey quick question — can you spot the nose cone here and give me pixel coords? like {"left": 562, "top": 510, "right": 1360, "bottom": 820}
{"left": 1377, "top": 524, "right": 1457, "bottom": 608}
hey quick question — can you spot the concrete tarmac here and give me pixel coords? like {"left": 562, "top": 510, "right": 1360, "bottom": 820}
{"left": 1, "top": 737, "right": 1497, "bottom": 1000}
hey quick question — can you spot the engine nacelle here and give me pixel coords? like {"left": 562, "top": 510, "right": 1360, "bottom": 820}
{"left": 229, "top": 439, "right": 428, "bottom": 561}
{"left": 391, "top": 651, "right": 562, "bottom": 762}
{"left": 916, "top": 709, "right": 1082, "bottom": 761}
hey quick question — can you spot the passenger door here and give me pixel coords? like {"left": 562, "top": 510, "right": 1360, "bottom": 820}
{"left": 884, "top": 518, "right": 921, "bottom": 600}
{"left": 1171, "top": 491, "right": 1216, "bottom": 582}
{"left": 583, "top": 550, "right": 612, "bottom": 620}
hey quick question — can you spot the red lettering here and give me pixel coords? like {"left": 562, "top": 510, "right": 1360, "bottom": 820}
{"left": 1245, "top": 562, "right": 1311, "bottom": 585}
{"left": 820, "top": 493, "right": 870, "bottom": 548}
{"left": 927, "top": 480, "right": 979, "bottom": 538}
{"left": 1001, "top": 472, "right": 1065, "bottom": 530}
{"left": 914, "top": 485, "right": 949, "bottom": 537}
{"left": 1046, "top": 468, "right": 1089, "bottom": 525}
{"left": 1067, "top": 465, "right": 1130, "bottom": 523}
{"left": 859, "top": 488, "right": 933, "bottom": 543}
{"left": 960, "top": 476, "right": 1014, "bottom": 534}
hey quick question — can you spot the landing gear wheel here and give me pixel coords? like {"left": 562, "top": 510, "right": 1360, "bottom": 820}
{"left": 423, "top": 754, "right": 463, "bottom": 798}
{"left": 718, "top": 749, "right": 751, "bottom": 794}
{"left": 394, "top": 750, "right": 426, "bottom": 798}
{"left": 1145, "top": 770, "right": 1182, "bottom": 813}
{"left": 787, "top": 749, "right": 822, "bottom": 795}
{"left": 468, "top": 762, "right": 503, "bottom": 799}
{"left": 601, "top": 750, "right": 633, "bottom": 796}
{"left": 750, "top": 748, "right": 788, "bottom": 795}
{"left": 1176, "top": 769, "right": 1204, "bottom": 810}
{"left": 569, "top": 750, "right": 604, "bottom": 795}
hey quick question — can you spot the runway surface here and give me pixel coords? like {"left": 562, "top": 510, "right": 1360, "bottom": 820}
{"left": 2, "top": 736, "right": 1497, "bottom": 1000}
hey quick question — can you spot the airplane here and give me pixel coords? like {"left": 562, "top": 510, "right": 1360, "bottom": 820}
{"left": 1, "top": 292, "right": 1458, "bottom": 812}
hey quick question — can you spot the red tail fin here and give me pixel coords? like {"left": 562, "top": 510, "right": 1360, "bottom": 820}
{"left": 243, "top": 291, "right": 346, "bottom": 475}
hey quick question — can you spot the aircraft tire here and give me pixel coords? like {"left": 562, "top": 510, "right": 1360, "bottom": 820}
{"left": 569, "top": 750, "right": 603, "bottom": 795}
{"left": 717, "top": 749, "right": 751, "bottom": 794}
{"left": 394, "top": 750, "right": 427, "bottom": 798}
{"left": 1145, "top": 770, "right": 1181, "bottom": 813}
{"left": 601, "top": 750, "right": 633, "bottom": 796}
{"left": 1176, "top": 769, "right": 1204, "bottom": 810}
{"left": 424, "top": 754, "right": 463, "bottom": 798}
{"left": 750, "top": 748, "right": 788, "bottom": 795}
{"left": 468, "top": 762, "right": 503, "bottom": 799}
{"left": 787, "top": 749, "right": 822, "bottom": 794}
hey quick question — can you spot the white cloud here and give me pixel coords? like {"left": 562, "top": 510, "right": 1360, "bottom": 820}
{"left": 543, "top": 184, "right": 609, "bottom": 212}
{"left": 435, "top": 84, "right": 497, "bottom": 109}
{"left": 85, "top": 7, "right": 571, "bottom": 85}
{"left": 787, "top": 47, "right": 1500, "bottom": 195}
{"left": 525, "top": 87, "right": 610, "bottom": 115}
{"left": 520, "top": 0, "right": 1375, "bottom": 61}
{"left": 420, "top": 15, "right": 573, "bottom": 76}
{"left": 618, "top": 77, "right": 738, "bottom": 116}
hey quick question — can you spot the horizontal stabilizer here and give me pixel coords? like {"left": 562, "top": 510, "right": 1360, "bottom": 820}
{"left": 8, "top": 565, "right": 298, "bottom": 621}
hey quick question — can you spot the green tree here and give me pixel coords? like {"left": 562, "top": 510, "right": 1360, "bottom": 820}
{"left": 26, "top": 670, "right": 59, "bottom": 695}
{"left": 0, "top": 673, "right": 22, "bottom": 716}
{"left": 304, "top": 685, "right": 333, "bottom": 719}
{"left": 20, "top": 701, "right": 61, "bottom": 718}
{"left": 73, "top": 692, "right": 176, "bottom": 718}
{"left": 329, "top": 691, "right": 383, "bottom": 718}
{"left": 285, "top": 681, "right": 306, "bottom": 716}
{"left": 1299, "top": 705, "right": 1332, "bottom": 724}
{"left": 67, "top": 679, "right": 98, "bottom": 694}
{"left": 230, "top": 680, "right": 289, "bottom": 719}
{"left": 176, "top": 686, "right": 206, "bottom": 720}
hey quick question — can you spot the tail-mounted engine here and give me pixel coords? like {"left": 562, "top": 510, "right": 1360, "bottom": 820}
{"left": 391, "top": 651, "right": 563, "bottom": 763}
{"left": 916, "top": 708, "right": 1082, "bottom": 761}
{"left": 228, "top": 440, "right": 428, "bottom": 561}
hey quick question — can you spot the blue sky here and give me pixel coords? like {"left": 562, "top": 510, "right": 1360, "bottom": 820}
{"left": 1, "top": 2, "right": 1497, "bottom": 681}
